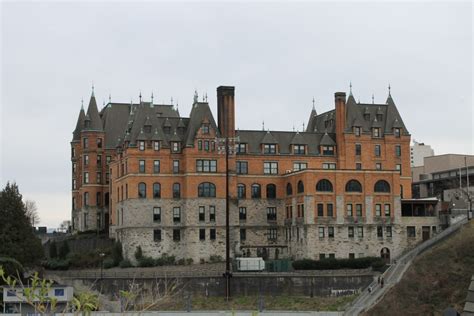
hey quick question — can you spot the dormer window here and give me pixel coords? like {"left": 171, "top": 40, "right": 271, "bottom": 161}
{"left": 322, "top": 146, "right": 335, "bottom": 156}
{"left": 144, "top": 126, "right": 151, "bottom": 133}
{"left": 202, "top": 124, "right": 210, "bottom": 134}
{"left": 372, "top": 128, "right": 381, "bottom": 138}
{"left": 153, "top": 141, "right": 160, "bottom": 151}
{"left": 293, "top": 145, "right": 305, "bottom": 155}
{"left": 354, "top": 127, "right": 361, "bottom": 137}
{"left": 376, "top": 114, "right": 383, "bottom": 121}
{"left": 172, "top": 142, "right": 181, "bottom": 153}
{"left": 237, "top": 143, "right": 247, "bottom": 154}
{"left": 394, "top": 128, "right": 401, "bottom": 138}
{"left": 164, "top": 126, "right": 171, "bottom": 134}
{"left": 263, "top": 144, "right": 277, "bottom": 154}
{"left": 139, "top": 141, "right": 145, "bottom": 151}
{"left": 364, "top": 113, "right": 370, "bottom": 121}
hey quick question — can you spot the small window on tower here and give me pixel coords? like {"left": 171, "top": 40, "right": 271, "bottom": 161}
{"left": 202, "top": 124, "right": 210, "bottom": 134}
{"left": 97, "top": 138, "right": 103, "bottom": 148}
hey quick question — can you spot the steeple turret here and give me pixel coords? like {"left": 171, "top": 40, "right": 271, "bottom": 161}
{"left": 84, "top": 90, "right": 103, "bottom": 131}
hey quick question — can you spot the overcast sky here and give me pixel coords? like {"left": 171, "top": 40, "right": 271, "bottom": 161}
{"left": 1, "top": 1, "right": 472, "bottom": 229}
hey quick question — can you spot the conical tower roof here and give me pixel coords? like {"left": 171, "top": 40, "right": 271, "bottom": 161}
{"left": 72, "top": 106, "right": 86, "bottom": 141}
{"left": 84, "top": 92, "right": 103, "bottom": 131}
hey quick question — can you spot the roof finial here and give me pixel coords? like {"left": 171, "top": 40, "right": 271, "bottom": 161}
{"left": 312, "top": 97, "right": 315, "bottom": 110}
{"left": 91, "top": 82, "right": 95, "bottom": 97}
{"left": 262, "top": 120, "right": 265, "bottom": 131}
{"left": 293, "top": 125, "right": 295, "bottom": 132}
{"left": 372, "top": 94, "right": 374, "bottom": 104}
{"left": 194, "top": 90, "right": 198, "bottom": 103}
{"left": 108, "top": 93, "right": 111, "bottom": 103}
{"left": 81, "top": 98, "right": 84, "bottom": 110}
{"left": 151, "top": 92, "right": 154, "bottom": 104}
{"left": 302, "top": 122, "right": 305, "bottom": 131}
{"left": 388, "top": 83, "right": 391, "bottom": 97}
{"left": 171, "top": 97, "right": 174, "bottom": 105}
{"left": 139, "top": 90, "right": 142, "bottom": 103}
{"left": 349, "top": 81, "right": 353, "bottom": 95}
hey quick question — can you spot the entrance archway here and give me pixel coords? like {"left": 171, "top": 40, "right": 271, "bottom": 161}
{"left": 380, "top": 247, "right": 390, "bottom": 263}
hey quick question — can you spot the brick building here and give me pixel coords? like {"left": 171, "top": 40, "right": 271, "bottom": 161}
{"left": 71, "top": 85, "right": 440, "bottom": 263}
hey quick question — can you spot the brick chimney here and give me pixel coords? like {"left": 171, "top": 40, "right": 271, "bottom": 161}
{"left": 217, "top": 86, "right": 235, "bottom": 138}
{"left": 335, "top": 92, "right": 346, "bottom": 168}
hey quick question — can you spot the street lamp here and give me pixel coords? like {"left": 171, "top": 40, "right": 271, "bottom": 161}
{"left": 216, "top": 135, "right": 239, "bottom": 301}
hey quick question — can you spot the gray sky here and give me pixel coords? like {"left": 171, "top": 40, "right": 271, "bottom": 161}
{"left": 1, "top": 1, "right": 473, "bottom": 229}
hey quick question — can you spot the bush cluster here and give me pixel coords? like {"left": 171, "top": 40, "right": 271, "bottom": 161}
{"left": 209, "top": 255, "right": 224, "bottom": 263}
{"left": 292, "top": 256, "right": 385, "bottom": 270}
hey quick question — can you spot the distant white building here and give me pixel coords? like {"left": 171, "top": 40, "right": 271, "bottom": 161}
{"left": 411, "top": 140, "right": 434, "bottom": 167}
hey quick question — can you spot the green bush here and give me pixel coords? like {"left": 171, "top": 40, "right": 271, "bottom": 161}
{"left": 176, "top": 258, "right": 186, "bottom": 265}
{"left": 119, "top": 259, "right": 133, "bottom": 268}
{"left": 371, "top": 259, "right": 387, "bottom": 272}
{"left": 186, "top": 258, "right": 194, "bottom": 265}
{"left": 210, "top": 255, "right": 224, "bottom": 263}
{"left": 49, "top": 241, "right": 58, "bottom": 259}
{"left": 43, "top": 259, "right": 70, "bottom": 270}
{"left": 58, "top": 242, "right": 70, "bottom": 259}
{"left": 68, "top": 251, "right": 102, "bottom": 268}
{"left": 135, "top": 246, "right": 143, "bottom": 260}
{"left": 103, "top": 258, "right": 115, "bottom": 269}
{"left": 138, "top": 256, "right": 155, "bottom": 267}
{"left": 292, "top": 257, "right": 383, "bottom": 270}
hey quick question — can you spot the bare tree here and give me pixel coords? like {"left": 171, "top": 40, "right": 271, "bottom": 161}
{"left": 24, "top": 199, "right": 40, "bottom": 227}
{"left": 59, "top": 220, "right": 71, "bottom": 233}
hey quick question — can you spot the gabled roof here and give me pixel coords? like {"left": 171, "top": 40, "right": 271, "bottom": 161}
{"left": 290, "top": 132, "right": 307, "bottom": 144}
{"left": 320, "top": 132, "right": 336, "bottom": 146}
{"left": 184, "top": 101, "right": 219, "bottom": 146}
{"left": 261, "top": 131, "right": 278, "bottom": 144}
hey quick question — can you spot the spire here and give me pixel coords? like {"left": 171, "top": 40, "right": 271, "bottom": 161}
{"left": 81, "top": 98, "right": 84, "bottom": 111}
{"left": 151, "top": 92, "right": 154, "bottom": 107}
{"left": 262, "top": 120, "right": 265, "bottom": 131}
{"left": 84, "top": 89, "right": 103, "bottom": 131}
{"left": 91, "top": 82, "right": 95, "bottom": 97}
{"left": 139, "top": 91, "right": 142, "bottom": 103}
{"left": 312, "top": 97, "right": 315, "bottom": 110}
{"left": 372, "top": 94, "right": 374, "bottom": 104}
{"left": 388, "top": 83, "right": 391, "bottom": 97}
{"left": 349, "top": 81, "right": 353, "bottom": 96}
{"left": 72, "top": 101, "right": 86, "bottom": 141}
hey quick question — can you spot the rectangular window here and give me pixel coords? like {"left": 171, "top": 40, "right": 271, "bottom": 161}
{"left": 293, "top": 162, "right": 307, "bottom": 171}
{"left": 172, "top": 142, "right": 180, "bottom": 153}
{"left": 354, "top": 126, "right": 361, "bottom": 136}
{"left": 240, "top": 228, "right": 246, "bottom": 241}
{"left": 71, "top": 147, "right": 76, "bottom": 158}
{"left": 199, "top": 228, "right": 206, "bottom": 241}
{"left": 237, "top": 143, "right": 247, "bottom": 154}
{"left": 173, "top": 229, "right": 180, "bottom": 241}
{"left": 322, "top": 163, "right": 336, "bottom": 169}
{"left": 199, "top": 206, "right": 205, "bottom": 222}
{"left": 198, "top": 140, "right": 202, "bottom": 150}
{"left": 375, "top": 204, "right": 382, "bottom": 216}
{"left": 395, "top": 145, "right": 401, "bottom": 157}
{"left": 153, "top": 160, "right": 160, "bottom": 173}
{"left": 73, "top": 179, "right": 77, "bottom": 190}
{"left": 373, "top": 128, "right": 380, "bottom": 137}
{"left": 267, "top": 207, "right": 277, "bottom": 221}
{"left": 209, "top": 206, "right": 216, "bottom": 222}
{"left": 317, "top": 203, "right": 324, "bottom": 217}
{"left": 376, "top": 163, "right": 382, "bottom": 170}
{"left": 375, "top": 145, "right": 381, "bottom": 157}
{"left": 322, "top": 146, "right": 335, "bottom": 156}
{"left": 239, "top": 207, "right": 247, "bottom": 221}
{"left": 263, "top": 162, "right": 278, "bottom": 174}
{"left": 210, "top": 228, "right": 216, "bottom": 240}
{"left": 173, "top": 160, "right": 179, "bottom": 173}
{"left": 407, "top": 226, "right": 416, "bottom": 238}
{"left": 377, "top": 226, "right": 383, "bottom": 238}
{"left": 293, "top": 145, "right": 305, "bottom": 155}
{"left": 263, "top": 144, "right": 277, "bottom": 154}
{"left": 139, "top": 141, "right": 145, "bottom": 151}
{"left": 96, "top": 172, "right": 101, "bottom": 184}
{"left": 356, "top": 163, "right": 362, "bottom": 170}
{"left": 97, "top": 154, "right": 102, "bottom": 166}
{"left": 236, "top": 161, "right": 248, "bottom": 174}
{"left": 268, "top": 228, "right": 277, "bottom": 241}
{"left": 328, "top": 226, "right": 334, "bottom": 238}
{"left": 173, "top": 207, "right": 181, "bottom": 223}
{"left": 355, "top": 144, "right": 361, "bottom": 156}
{"left": 357, "top": 226, "right": 364, "bottom": 238}
{"left": 348, "top": 226, "right": 354, "bottom": 238}
{"left": 319, "top": 253, "right": 326, "bottom": 260}
{"left": 202, "top": 124, "right": 210, "bottom": 134}
{"left": 54, "top": 289, "right": 65, "bottom": 297}
{"left": 173, "top": 183, "right": 180, "bottom": 198}
{"left": 84, "top": 154, "right": 89, "bottom": 166}
{"left": 153, "top": 141, "right": 160, "bottom": 151}
{"left": 319, "top": 227, "right": 325, "bottom": 238}
{"left": 386, "top": 226, "right": 392, "bottom": 238}
{"left": 384, "top": 204, "right": 391, "bottom": 217}
{"left": 106, "top": 156, "right": 111, "bottom": 164}
{"left": 346, "top": 204, "right": 353, "bottom": 216}
{"left": 204, "top": 140, "right": 209, "bottom": 151}
{"left": 396, "top": 164, "right": 402, "bottom": 174}
{"left": 394, "top": 128, "right": 401, "bottom": 138}
{"left": 153, "top": 207, "right": 161, "bottom": 222}
{"left": 356, "top": 204, "right": 362, "bottom": 217}
{"left": 84, "top": 172, "right": 89, "bottom": 184}
{"left": 327, "top": 203, "right": 334, "bottom": 217}
{"left": 349, "top": 253, "right": 355, "bottom": 259}
{"left": 83, "top": 137, "right": 88, "bottom": 148}
{"left": 196, "top": 160, "right": 217, "bottom": 172}
{"left": 154, "top": 229, "right": 162, "bottom": 241}
{"left": 139, "top": 160, "right": 145, "bottom": 173}
{"left": 72, "top": 162, "right": 77, "bottom": 173}
{"left": 106, "top": 172, "right": 110, "bottom": 184}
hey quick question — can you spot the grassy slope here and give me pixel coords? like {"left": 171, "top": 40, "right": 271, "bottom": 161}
{"left": 366, "top": 221, "right": 474, "bottom": 316}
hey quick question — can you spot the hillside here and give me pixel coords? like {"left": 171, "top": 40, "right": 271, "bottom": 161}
{"left": 365, "top": 220, "right": 474, "bottom": 316}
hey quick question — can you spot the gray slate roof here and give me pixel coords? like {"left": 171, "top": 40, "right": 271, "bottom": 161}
{"left": 72, "top": 107, "right": 85, "bottom": 141}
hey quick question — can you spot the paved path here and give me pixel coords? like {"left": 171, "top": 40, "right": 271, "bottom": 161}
{"left": 344, "top": 216, "right": 468, "bottom": 315}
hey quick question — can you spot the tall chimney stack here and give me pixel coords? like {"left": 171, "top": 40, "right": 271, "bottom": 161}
{"left": 335, "top": 92, "right": 346, "bottom": 168}
{"left": 217, "top": 86, "right": 235, "bottom": 138}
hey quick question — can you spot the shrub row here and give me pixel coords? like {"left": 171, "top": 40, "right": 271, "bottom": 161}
{"left": 292, "top": 256, "right": 385, "bottom": 270}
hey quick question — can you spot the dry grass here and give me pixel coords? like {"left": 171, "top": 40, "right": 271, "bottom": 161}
{"left": 157, "top": 294, "right": 356, "bottom": 311}
{"left": 365, "top": 221, "right": 474, "bottom": 316}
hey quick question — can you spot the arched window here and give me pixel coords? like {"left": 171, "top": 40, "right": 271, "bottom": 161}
{"left": 286, "top": 183, "right": 293, "bottom": 196}
{"left": 153, "top": 183, "right": 161, "bottom": 198}
{"left": 138, "top": 183, "right": 146, "bottom": 198}
{"left": 198, "top": 182, "right": 216, "bottom": 197}
{"left": 266, "top": 184, "right": 276, "bottom": 199}
{"left": 374, "top": 180, "right": 391, "bottom": 193}
{"left": 316, "top": 179, "right": 333, "bottom": 192}
{"left": 297, "top": 180, "right": 304, "bottom": 193}
{"left": 237, "top": 184, "right": 246, "bottom": 199}
{"left": 345, "top": 180, "right": 362, "bottom": 193}
{"left": 173, "top": 183, "right": 180, "bottom": 198}
{"left": 251, "top": 184, "right": 261, "bottom": 198}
